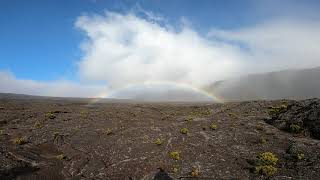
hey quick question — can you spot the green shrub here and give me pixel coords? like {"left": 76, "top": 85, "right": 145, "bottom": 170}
{"left": 255, "top": 165, "right": 277, "bottom": 176}
{"left": 260, "top": 137, "right": 267, "bottom": 144}
{"left": 14, "top": 137, "right": 27, "bottom": 145}
{"left": 180, "top": 128, "right": 188, "bottom": 134}
{"left": 46, "top": 112, "right": 56, "bottom": 119}
{"left": 169, "top": 151, "right": 180, "bottom": 160}
{"left": 254, "top": 152, "right": 278, "bottom": 176}
{"left": 56, "top": 154, "right": 66, "bottom": 160}
{"left": 289, "top": 124, "right": 302, "bottom": 133}
{"left": 210, "top": 123, "right": 217, "bottom": 130}
{"left": 257, "top": 152, "right": 278, "bottom": 166}
{"left": 269, "top": 104, "right": 288, "bottom": 116}
{"left": 185, "top": 116, "right": 193, "bottom": 122}
{"left": 155, "top": 138, "right": 162, "bottom": 145}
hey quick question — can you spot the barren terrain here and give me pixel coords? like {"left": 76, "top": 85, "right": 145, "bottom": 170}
{"left": 0, "top": 94, "right": 320, "bottom": 179}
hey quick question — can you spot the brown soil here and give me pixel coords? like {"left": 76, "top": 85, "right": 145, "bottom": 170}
{"left": 0, "top": 94, "right": 320, "bottom": 180}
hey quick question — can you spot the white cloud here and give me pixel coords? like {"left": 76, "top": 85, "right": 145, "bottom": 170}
{"left": 75, "top": 11, "right": 245, "bottom": 91}
{"left": 76, "top": 11, "right": 320, "bottom": 98}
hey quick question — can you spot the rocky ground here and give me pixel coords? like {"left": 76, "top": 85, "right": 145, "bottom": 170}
{"left": 0, "top": 94, "right": 320, "bottom": 180}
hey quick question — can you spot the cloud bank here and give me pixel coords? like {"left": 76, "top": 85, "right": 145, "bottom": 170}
{"left": 0, "top": 71, "right": 106, "bottom": 98}
{"left": 209, "top": 19, "right": 320, "bottom": 73}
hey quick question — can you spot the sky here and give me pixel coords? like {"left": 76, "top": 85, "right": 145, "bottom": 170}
{"left": 0, "top": 0, "right": 320, "bottom": 100}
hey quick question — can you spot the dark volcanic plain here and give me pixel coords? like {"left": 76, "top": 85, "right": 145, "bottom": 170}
{"left": 0, "top": 93, "right": 320, "bottom": 180}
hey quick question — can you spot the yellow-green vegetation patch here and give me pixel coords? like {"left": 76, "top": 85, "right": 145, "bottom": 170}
{"left": 0, "top": 129, "right": 3, "bottom": 135}
{"left": 56, "top": 154, "right": 67, "bottom": 160}
{"left": 169, "top": 151, "right": 180, "bottom": 160}
{"left": 269, "top": 104, "right": 288, "bottom": 116}
{"left": 155, "top": 138, "right": 162, "bottom": 145}
{"left": 46, "top": 112, "right": 56, "bottom": 119}
{"left": 254, "top": 152, "right": 278, "bottom": 176}
{"left": 255, "top": 165, "right": 277, "bottom": 176}
{"left": 180, "top": 128, "right": 188, "bottom": 134}
{"left": 258, "top": 152, "right": 278, "bottom": 165}
{"left": 210, "top": 123, "right": 217, "bottom": 130}
{"left": 185, "top": 116, "right": 193, "bottom": 122}
{"left": 14, "top": 137, "right": 28, "bottom": 145}
{"left": 289, "top": 124, "right": 302, "bottom": 133}
{"left": 189, "top": 109, "right": 211, "bottom": 117}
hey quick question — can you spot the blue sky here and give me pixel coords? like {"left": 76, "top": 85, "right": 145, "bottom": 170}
{"left": 0, "top": 0, "right": 320, "bottom": 98}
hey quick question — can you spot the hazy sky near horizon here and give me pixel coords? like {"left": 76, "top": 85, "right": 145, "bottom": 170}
{"left": 1, "top": 0, "right": 320, "bottom": 99}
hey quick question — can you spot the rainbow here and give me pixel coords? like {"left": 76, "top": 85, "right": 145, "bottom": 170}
{"left": 87, "top": 82, "right": 224, "bottom": 104}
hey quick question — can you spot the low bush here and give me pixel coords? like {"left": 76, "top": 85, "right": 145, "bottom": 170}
{"left": 155, "top": 138, "right": 162, "bottom": 145}
{"left": 14, "top": 137, "right": 28, "bottom": 145}
{"left": 210, "top": 123, "right": 217, "bottom": 130}
{"left": 169, "top": 151, "right": 180, "bottom": 160}
{"left": 254, "top": 152, "right": 278, "bottom": 176}
{"left": 180, "top": 128, "right": 188, "bottom": 134}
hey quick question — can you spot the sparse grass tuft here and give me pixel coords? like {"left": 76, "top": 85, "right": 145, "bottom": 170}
{"left": 14, "top": 137, "right": 28, "bottom": 145}
{"left": 169, "top": 151, "right": 180, "bottom": 160}
{"left": 259, "top": 137, "right": 267, "bottom": 144}
{"left": 34, "top": 121, "right": 42, "bottom": 128}
{"left": 155, "top": 138, "right": 162, "bottom": 145}
{"left": 210, "top": 123, "right": 217, "bottom": 130}
{"left": 289, "top": 124, "right": 302, "bottom": 133}
{"left": 191, "top": 168, "right": 200, "bottom": 177}
{"left": 46, "top": 112, "right": 56, "bottom": 119}
{"left": 105, "top": 128, "right": 113, "bottom": 135}
{"left": 180, "top": 128, "right": 188, "bottom": 134}
{"left": 56, "top": 154, "right": 66, "bottom": 160}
